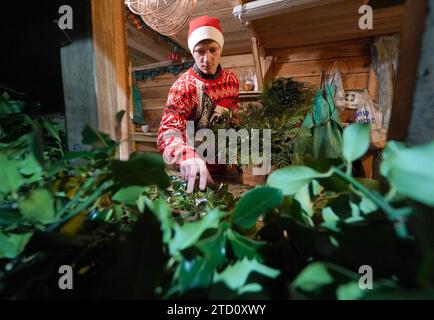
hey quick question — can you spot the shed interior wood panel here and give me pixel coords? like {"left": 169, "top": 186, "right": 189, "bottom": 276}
{"left": 250, "top": 1, "right": 404, "bottom": 49}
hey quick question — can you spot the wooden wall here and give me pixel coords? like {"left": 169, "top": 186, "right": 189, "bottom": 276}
{"left": 269, "top": 38, "right": 373, "bottom": 90}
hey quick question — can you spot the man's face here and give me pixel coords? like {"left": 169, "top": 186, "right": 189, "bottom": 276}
{"left": 192, "top": 40, "right": 222, "bottom": 75}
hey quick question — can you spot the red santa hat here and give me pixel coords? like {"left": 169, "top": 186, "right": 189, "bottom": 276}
{"left": 188, "top": 16, "right": 224, "bottom": 53}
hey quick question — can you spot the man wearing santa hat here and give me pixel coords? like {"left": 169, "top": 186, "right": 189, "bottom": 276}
{"left": 157, "top": 16, "right": 240, "bottom": 193}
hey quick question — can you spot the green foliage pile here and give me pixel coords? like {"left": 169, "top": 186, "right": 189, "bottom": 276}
{"left": 1, "top": 90, "right": 434, "bottom": 300}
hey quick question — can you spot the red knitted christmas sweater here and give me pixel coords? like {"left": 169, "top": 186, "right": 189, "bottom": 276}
{"left": 157, "top": 65, "right": 239, "bottom": 166}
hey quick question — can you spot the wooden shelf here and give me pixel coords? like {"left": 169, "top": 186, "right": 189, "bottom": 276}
{"left": 131, "top": 131, "right": 157, "bottom": 143}
{"left": 239, "top": 90, "right": 262, "bottom": 100}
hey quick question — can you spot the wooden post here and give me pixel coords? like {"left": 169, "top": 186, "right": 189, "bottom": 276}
{"left": 387, "top": 0, "right": 430, "bottom": 143}
{"left": 251, "top": 37, "right": 264, "bottom": 90}
{"left": 91, "top": 0, "right": 131, "bottom": 159}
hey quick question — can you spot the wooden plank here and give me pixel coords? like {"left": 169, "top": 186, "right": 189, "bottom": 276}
{"left": 126, "top": 23, "right": 171, "bottom": 61}
{"left": 134, "top": 142, "right": 159, "bottom": 153}
{"left": 131, "top": 132, "right": 158, "bottom": 143}
{"left": 272, "top": 56, "right": 370, "bottom": 78}
{"left": 92, "top": 0, "right": 131, "bottom": 159}
{"left": 221, "top": 54, "right": 255, "bottom": 68}
{"left": 139, "top": 86, "right": 171, "bottom": 99}
{"left": 233, "top": 0, "right": 346, "bottom": 22}
{"left": 143, "top": 109, "right": 165, "bottom": 130}
{"left": 291, "top": 73, "right": 369, "bottom": 90}
{"left": 251, "top": 37, "right": 264, "bottom": 90}
{"left": 128, "top": 47, "right": 158, "bottom": 66}
{"left": 126, "top": 20, "right": 174, "bottom": 54}
{"left": 142, "top": 98, "right": 167, "bottom": 110}
{"left": 269, "top": 38, "right": 372, "bottom": 63}
{"left": 388, "top": 0, "right": 429, "bottom": 142}
{"left": 193, "top": 0, "right": 233, "bottom": 15}
{"left": 260, "top": 10, "right": 403, "bottom": 49}
{"left": 252, "top": 3, "right": 404, "bottom": 49}
{"left": 256, "top": 4, "right": 402, "bottom": 37}
{"left": 133, "top": 59, "right": 194, "bottom": 72}
{"left": 252, "top": 0, "right": 364, "bottom": 29}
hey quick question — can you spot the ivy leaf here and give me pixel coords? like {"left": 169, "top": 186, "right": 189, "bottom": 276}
{"left": 342, "top": 123, "right": 370, "bottom": 163}
{"left": 0, "top": 231, "right": 33, "bottom": 259}
{"left": 112, "top": 186, "right": 147, "bottom": 204}
{"left": 227, "top": 229, "right": 265, "bottom": 261}
{"left": 0, "top": 154, "right": 25, "bottom": 193}
{"left": 169, "top": 208, "right": 226, "bottom": 254}
{"left": 381, "top": 141, "right": 434, "bottom": 206}
{"left": 19, "top": 188, "right": 56, "bottom": 224}
{"left": 267, "top": 166, "right": 331, "bottom": 196}
{"left": 232, "top": 186, "right": 283, "bottom": 229}
{"left": 112, "top": 153, "right": 170, "bottom": 189}
{"left": 214, "top": 258, "right": 280, "bottom": 290}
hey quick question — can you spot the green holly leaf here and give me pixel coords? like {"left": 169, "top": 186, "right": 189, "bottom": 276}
{"left": 291, "top": 262, "right": 334, "bottom": 294}
{"left": 195, "top": 222, "right": 229, "bottom": 269}
{"left": 337, "top": 281, "right": 365, "bottom": 300}
{"left": 82, "top": 125, "right": 113, "bottom": 148}
{"left": 267, "top": 166, "right": 331, "bottom": 196}
{"left": 19, "top": 188, "right": 56, "bottom": 224}
{"left": 0, "top": 231, "right": 33, "bottom": 259}
{"left": 381, "top": 141, "right": 434, "bottom": 206}
{"left": 112, "top": 186, "right": 147, "bottom": 204}
{"left": 232, "top": 186, "right": 283, "bottom": 229}
{"left": 145, "top": 197, "right": 173, "bottom": 244}
{"left": 214, "top": 258, "right": 280, "bottom": 290}
{"left": 169, "top": 208, "right": 226, "bottom": 254}
{"left": 0, "top": 154, "right": 25, "bottom": 193}
{"left": 112, "top": 153, "right": 170, "bottom": 189}
{"left": 227, "top": 229, "right": 265, "bottom": 261}
{"left": 178, "top": 257, "right": 215, "bottom": 292}
{"left": 342, "top": 123, "right": 370, "bottom": 163}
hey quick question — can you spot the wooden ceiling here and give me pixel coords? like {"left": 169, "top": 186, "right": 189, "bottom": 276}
{"left": 126, "top": 0, "right": 253, "bottom": 67}
{"left": 246, "top": 0, "right": 404, "bottom": 49}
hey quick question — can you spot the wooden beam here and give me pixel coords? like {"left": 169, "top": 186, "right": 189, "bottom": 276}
{"left": 233, "top": 0, "right": 346, "bottom": 22}
{"left": 126, "top": 19, "right": 174, "bottom": 53}
{"left": 126, "top": 23, "right": 171, "bottom": 61}
{"left": 251, "top": 37, "right": 264, "bottom": 90}
{"left": 92, "top": 0, "right": 131, "bottom": 159}
{"left": 388, "top": 0, "right": 428, "bottom": 142}
{"left": 132, "top": 59, "right": 194, "bottom": 72}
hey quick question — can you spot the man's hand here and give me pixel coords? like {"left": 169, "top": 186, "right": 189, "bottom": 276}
{"left": 180, "top": 158, "right": 214, "bottom": 193}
